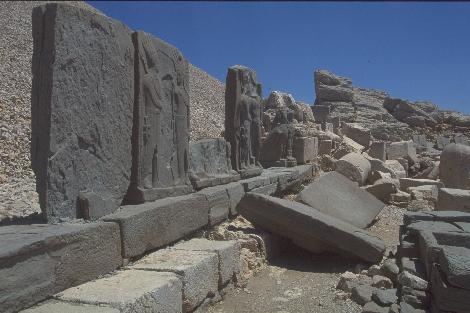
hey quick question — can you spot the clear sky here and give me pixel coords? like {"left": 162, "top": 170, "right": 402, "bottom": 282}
{"left": 88, "top": 1, "right": 470, "bottom": 114}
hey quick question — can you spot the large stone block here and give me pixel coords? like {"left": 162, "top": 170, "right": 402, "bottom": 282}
{"left": 368, "top": 141, "right": 386, "bottom": 162}
{"left": 126, "top": 31, "right": 193, "bottom": 203}
{"left": 292, "top": 137, "right": 318, "bottom": 164}
{"left": 197, "top": 185, "right": 230, "bottom": 225}
{"left": 131, "top": 249, "right": 218, "bottom": 312}
{"left": 173, "top": 238, "right": 241, "bottom": 288}
{"left": 298, "top": 172, "right": 385, "bottom": 228}
{"left": 225, "top": 65, "right": 263, "bottom": 178}
{"left": 0, "top": 222, "right": 122, "bottom": 313}
{"left": 224, "top": 182, "right": 245, "bottom": 216}
{"left": 439, "top": 143, "right": 470, "bottom": 190}
{"left": 189, "top": 138, "right": 240, "bottom": 190}
{"left": 31, "top": 4, "right": 134, "bottom": 221}
{"left": 386, "top": 141, "right": 418, "bottom": 165}
{"left": 342, "top": 123, "right": 372, "bottom": 148}
{"left": 399, "top": 178, "right": 444, "bottom": 192}
{"left": 436, "top": 188, "right": 470, "bottom": 213}
{"left": 21, "top": 300, "right": 120, "bottom": 313}
{"left": 384, "top": 160, "right": 407, "bottom": 178}
{"left": 238, "top": 193, "right": 385, "bottom": 262}
{"left": 314, "top": 70, "right": 354, "bottom": 103}
{"left": 103, "top": 194, "right": 208, "bottom": 258}
{"left": 335, "top": 152, "right": 371, "bottom": 186}
{"left": 56, "top": 270, "right": 182, "bottom": 313}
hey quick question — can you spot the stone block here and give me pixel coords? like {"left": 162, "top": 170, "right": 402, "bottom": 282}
{"left": 239, "top": 175, "right": 272, "bottom": 192}
{"left": 384, "top": 160, "right": 407, "bottom": 178}
{"left": 239, "top": 192, "right": 385, "bottom": 263}
{"left": 322, "top": 122, "right": 333, "bottom": 132}
{"left": 439, "top": 144, "right": 470, "bottom": 190}
{"left": 20, "top": 300, "right": 119, "bottom": 313}
{"left": 103, "top": 194, "right": 208, "bottom": 258}
{"left": 224, "top": 182, "right": 245, "bottom": 216}
{"left": 31, "top": 4, "right": 134, "bottom": 221}
{"left": 399, "top": 178, "right": 444, "bottom": 192}
{"left": 436, "top": 136, "right": 451, "bottom": 150}
{"left": 438, "top": 246, "right": 470, "bottom": 290}
{"left": 319, "top": 139, "right": 333, "bottom": 155}
{"left": 311, "top": 105, "right": 330, "bottom": 123}
{"left": 365, "top": 179, "right": 397, "bottom": 203}
{"left": 342, "top": 123, "right": 372, "bottom": 148}
{"left": 173, "top": 238, "right": 241, "bottom": 288}
{"left": 436, "top": 188, "right": 470, "bottom": 212}
{"left": 403, "top": 211, "right": 470, "bottom": 225}
{"left": 0, "top": 223, "right": 122, "bottom": 313}
{"left": 198, "top": 185, "right": 230, "bottom": 225}
{"left": 335, "top": 152, "right": 371, "bottom": 186}
{"left": 126, "top": 30, "right": 193, "bottom": 203}
{"left": 56, "top": 270, "right": 182, "bottom": 313}
{"left": 259, "top": 124, "right": 297, "bottom": 168}
{"left": 342, "top": 135, "right": 365, "bottom": 153}
{"left": 292, "top": 137, "right": 318, "bottom": 164}
{"left": 189, "top": 138, "right": 240, "bottom": 190}
{"left": 251, "top": 183, "right": 278, "bottom": 195}
{"left": 368, "top": 141, "right": 386, "bottom": 162}
{"left": 131, "top": 249, "right": 218, "bottom": 312}
{"left": 298, "top": 172, "right": 385, "bottom": 228}
{"left": 387, "top": 141, "right": 418, "bottom": 165}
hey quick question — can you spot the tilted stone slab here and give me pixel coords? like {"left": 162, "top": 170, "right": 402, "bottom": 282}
{"left": 0, "top": 222, "right": 122, "bottom": 313}
{"left": 55, "top": 270, "right": 182, "bottom": 313}
{"left": 298, "top": 172, "right": 385, "bottom": 228}
{"left": 173, "top": 238, "right": 241, "bottom": 288}
{"left": 131, "top": 249, "right": 218, "bottom": 312}
{"left": 399, "top": 178, "right": 444, "bottom": 192}
{"left": 103, "top": 194, "right": 209, "bottom": 258}
{"left": 436, "top": 188, "right": 470, "bottom": 213}
{"left": 238, "top": 192, "right": 385, "bottom": 263}
{"left": 31, "top": 4, "right": 134, "bottom": 221}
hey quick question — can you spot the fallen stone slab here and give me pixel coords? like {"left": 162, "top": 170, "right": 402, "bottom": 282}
{"left": 335, "top": 152, "right": 371, "bottom": 186}
{"left": 403, "top": 211, "right": 470, "bottom": 225}
{"left": 31, "top": 4, "right": 134, "bottom": 221}
{"left": 103, "top": 194, "right": 209, "bottom": 259}
{"left": 436, "top": 188, "right": 470, "bottom": 213}
{"left": 238, "top": 192, "right": 385, "bottom": 263}
{"left": 55, "top": 270, "right": 182, "bottom": 313}
{"left": 298, "top": 172, "right": 385, "bottom": 228}
{"left": 439, "top": 143, "right": 470, "bottom": 190}
{"left": 0, "top": 223, "right": 122, "bottom": 313}
{"left": 131, "top": 249, "right": 218, "bottom": 312}
{"left": 172, "top": 238, "right": 240, "bottom": 288}
{"left": 399, "top": 178, "right": 444, "bottom": 192}
{"left": 20, "top": 300, "right": 119, "bottom": 313}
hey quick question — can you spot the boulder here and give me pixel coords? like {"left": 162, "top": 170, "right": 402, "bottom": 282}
{"left": 298, "top": 172, "right": 385, "bottom": 229}
{"left": 386, "top": 141, "right": 418, "bottom": 165}
{"left": 436, "top": 188, "right": 470, "bottom": 213}
{"left": 439, "top": 144, "right": 470, "bottom": 190}
{"left": 238, "top": 193, "right": 385, "bottom": 262}
{"left": 335, "top": 152, "right": 371, "bottom": 186}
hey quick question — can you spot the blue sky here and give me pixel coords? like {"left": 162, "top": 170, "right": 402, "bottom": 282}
{"left": 89, "top": 1, "right": 470, "bottom": 114}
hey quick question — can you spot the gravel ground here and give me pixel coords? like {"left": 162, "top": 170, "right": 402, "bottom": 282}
{"left": 0, "top": 1, "right": 226, "bottom": 220}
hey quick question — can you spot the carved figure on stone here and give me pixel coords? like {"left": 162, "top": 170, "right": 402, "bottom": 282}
{"left": 225, "top": 66, "right": 263, "bottom": 178}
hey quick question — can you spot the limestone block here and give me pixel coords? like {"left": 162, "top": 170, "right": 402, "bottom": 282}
{"left": 31, "top": 4, "right": 134, "bottom": 221}
{"left": 131, "top": 249, "right": 218, "bottom": 312}
{"left": 335, "top": 152, "right": 371, "bottom": 186}
{"left": 56, "top": 270, "right": 182, "bottom": 313}
{"left": 103, "top": 194, "right": 209, "bottom": 258}
{"left": 342, "top": 123, "right": 372, "bottom": 148}
{"left": 436, "top": 188, "right": 470, "bottom": 213}
{"left": 292, "top": 137, "right": 318, "bottom": 164}
{"left": 0, "top": 223, "right": 122, "bottom": 313}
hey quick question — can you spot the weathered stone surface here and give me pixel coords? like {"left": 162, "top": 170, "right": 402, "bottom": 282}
{"left": 292, "top": 136, "right": 318, "bottom": 164}
{"left": 0, "top": 223, "right": 122, "bottom": 313}
{"left": 342, "top": 123, "right": 372, "bottom": 148}
{"left": 365, "top": 179, "right": 398, "bottom": 203}
{"left": 259, "top": 124, "right": 297, "bottom": 167}
{"left": 314, "top": 70, "right": 353, "bottom": 103}
{"left": 386, "top": 141, "right": 418, "bottom": 165}
{"left": 311, "top": 105, "right": 330, "bottom": 123}
{"left": 21, "top": 300, "right": 119, "bottom": 313}
{"left": 436, "top": 136, "right": 451, "bottom": 150}
{"left": 436, "top": 188, "right": 470, "bottom": 213}
{"left": 351, "top": 285, "right": 376, "bottom": 305}
{"left": 384, "top": 160, "right": 407, "bottom": 179}
{"left": 238, "top": 193, "right": 385, "bottom": 262}
{"left": 189, "top": 138, "right": 240, "bottom": 190}
{"left": 319, "top": 139, "right": 333, "bottom": 155}
{"left": 372, "top": 289, "right": 397, "bottom": 307}
{"left": 225, "top": 65, "right": 263, "bottom": 178}
{"left": 225, "top": 182, "right": 245, "bottom": 216}
{"left": 251, "top": 183, "right": 278, "bottom": 196}
{"left": 126, "top": 30, "right": 192, "bottom": 203}
{"left": 56, "top": 270, "right": 182, "bottom": 313}
{"left": 438, "top": 246, "right": 470, "bottom": 289}
{"left": 398, "top": 271, "right": 428, "bottom": 290}
{"left": 439, "top": 143, "right": 470, "bottom": 190}
{"left": 383, "top": 98, "right": 437, "bottom": 128}
{"left": 173, "top": 238, "right": 240, "bottom": 287}
{"left": 362, "top": 301, "right": 389, "bottom": 313}
{"left": 198, "top": 185, "right": 230, "bottom": 225}
{"left": 103, "top": 194, "right": 208, "bottom": 258}
{"left": 399, "top": 178, "right": 444, "bottom": 192}
{"left": 381, "top": 259, "right": 399, "bottom": 282}
{"left": 335, "top": 152, "right": 371, "bottom": 186}
{"left": 31, "top": 4, "right": 134, "bottom": 221}
{"left": 372, "top": 275, "right": 393, "bottom": 289}
{"left": 369, "top": 141, "right": 387, "bottom": 162}
{"left": 298, "top": 172, "right": 385, "bottom": 228}
{"left": 131, "top": 249, "right": 218, "bottom": 312}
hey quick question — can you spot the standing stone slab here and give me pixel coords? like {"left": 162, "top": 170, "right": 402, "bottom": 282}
{"left": 189, "top": 138, "right": 240, "bottom": 190}
{"left": 298, "top": 172, "right": 385, "bottom": 228}
{"left": 103, "top": 194, "right": 209, "bottom": 258}
{"left": 369, "top": 141, "right": 387, "bottom": 162}
{"left": 31, "top": 4, "right": 134, "bottom": 221}
{"left": 0, "top": 222, "right": 122, "bottom": 313}
{"left": 55, "top": 270, "right": 182, "bottom": 313}
{"left": 225, "top": 65, "right": 263, "bottom": 178}
{"left": 439, "top": 143, "right": 470, "bottom": 190}
{"left": 335, "top": 152, "right": 371, "bottom": 186}
{"left": 126, "top": 31, "right": 193, "bottom": 203}
{"left": 238, "top": 193, "right": 385, "bottom": 263}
